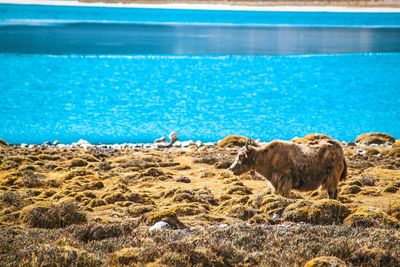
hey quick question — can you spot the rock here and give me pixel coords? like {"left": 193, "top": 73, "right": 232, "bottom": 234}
{"left": 341, "top": 185, "right": 362, "bottom": 195}
{"left": 176, "top": 176, "right": 191, "bottom": 183}
{"left": 347, "top": 141, "right": 356, "bottom": 146}
{"left": 154, "top": 136, "right": 167, "bottom": 143}
{"left": 168, "top": 132, "right": 179, "bottom": 144}
{"left": 172, "top": 141, "right": 182, "bottom": 147}
{"left": 154, "top": 142, "right": 170, "bottom": 148}
{"left": 282, "top": 199, "right": 350, "bottom": 225}
{"left": 383, "top": 185, "right": 398, "bottom": 193}
{"left": 218, "top": 223, "right": 229, "bottom": 228}
{"left": 0, "top": 139, "right": 9, "bottom": 146}
{"left": 53, "top": 140, "right": 59, "bottom": 145}
{"left": 292, "top": 133, "right": 332, "bottom": 144}
{"left": 195, "top": 140, "right": 203, "bottom": 147}
{"left": 217, "top": 135, "right": 258, "bottom": 148}
{"left": 203, "top": 142, "right": 216, "bottom": 147}
{"left": 344, "top": 206, "right": 400, "bottom": 228}
{"left": 355, "top": 132, "right": 395, "bottom": 145}
{"left": 42, "top": 141, "right": 51, "bottom": 146}
{"left": 304, "top": 256, "right": 346, "bottom": 267}
{"left": 149, "top": 221, "right": 170, "bottom": 231}
{"left": 181, "top": 140, "right": 195, "bottom": 147}
{"left": 357, "top": 149, "right": 367, "bottom": 156}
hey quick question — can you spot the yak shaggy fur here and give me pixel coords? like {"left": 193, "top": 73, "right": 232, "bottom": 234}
{"left": 229, "top": 139, "right": 347, "bottom": 199}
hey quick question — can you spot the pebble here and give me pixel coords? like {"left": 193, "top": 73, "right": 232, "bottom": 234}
{"left": 357, "top": 149, "right": 367, "bottom": 156}
{"left": 53, "top": 140, "right": 59, "bottom": 145}
{"left": 218, "top": 224, "right": 229, "bottom": 228}
{"left": 149, "top": 221, "right": 170, "bottom": 232}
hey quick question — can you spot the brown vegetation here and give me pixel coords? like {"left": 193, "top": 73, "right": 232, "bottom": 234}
{"left": 1, "top": 133, "right": 400, "bottom": 265}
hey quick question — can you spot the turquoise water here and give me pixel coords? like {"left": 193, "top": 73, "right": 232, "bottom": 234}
{"left": 0, "top": 4, "right": 400, "bottom": 144}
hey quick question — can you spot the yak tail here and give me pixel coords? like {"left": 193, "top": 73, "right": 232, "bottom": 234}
{"left": 340, "top": 158, "right": 347, "bottom": 181}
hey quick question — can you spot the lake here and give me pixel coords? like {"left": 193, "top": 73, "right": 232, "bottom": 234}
{"left": 0, "top": 4, "right": 399, "bottom": 143}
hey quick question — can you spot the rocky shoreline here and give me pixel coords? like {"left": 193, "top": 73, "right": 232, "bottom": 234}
{"left": 0, "top": 132, "right": 399, "bottom": 266}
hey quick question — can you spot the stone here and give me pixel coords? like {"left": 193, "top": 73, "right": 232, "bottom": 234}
{"left": 176, "top": 176, "right": 191, "bottom": 183}
{"left": 181, "top": 140, "right": 194, "bottom": 147}
{"left": 154, "top": 136, "right": 167, "bottom": 143}
{"left": 195, "top": 140, "right": 203, "bottom": 147}
{"left": 149, "top": 221, "right": 170, "bottom": 231}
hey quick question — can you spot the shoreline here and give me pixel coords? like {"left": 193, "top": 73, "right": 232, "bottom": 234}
{"left": 0, "top": 0, "right": 400, "bottom": 13}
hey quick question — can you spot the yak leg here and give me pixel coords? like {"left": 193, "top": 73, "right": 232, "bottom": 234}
{"left": 325, "top": 171, "right": 340, "bottom": 200}
{"left": 275, "top": 175, "right": 292, "bottom": 198}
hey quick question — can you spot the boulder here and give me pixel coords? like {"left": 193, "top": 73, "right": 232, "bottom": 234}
{"left": 355, "top": 133, "right": 395, "bottom": 145}
{"left": 217, "top": 135, "right": 257, "bottom": 148}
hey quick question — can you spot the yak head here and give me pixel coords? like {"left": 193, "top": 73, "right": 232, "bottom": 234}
{"left": 229, "top": 140, "right": 257, "bottom": 175}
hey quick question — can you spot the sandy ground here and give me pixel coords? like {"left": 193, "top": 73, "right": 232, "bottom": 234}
{"left": 0, "top": 134, "right": 400, "bottom": 265}
{"left": 1, "top": 0, "right": 400, "bottom": 12}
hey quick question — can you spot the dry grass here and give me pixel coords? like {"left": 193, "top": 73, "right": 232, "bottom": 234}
{"left": 1, "top": 136, "right": 400, "bottom": 265}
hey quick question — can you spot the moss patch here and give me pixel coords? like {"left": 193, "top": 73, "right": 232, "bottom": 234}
{"left": 217, "top": 135, "right": 257, "bottom": 148}
{"left": 292, "top": 133, "right": 332, "bottom": 144}
{"left": 344, "top": 206, "right": 400, "bottom": 229}
{"left": 304, "top": 256, "right": 346, "bottom": 267}
{"left": 283, "top": 199, "right": 350, "bottom": 225}
{"left": 21, "top": 201, "right": 87, "bottom": 228}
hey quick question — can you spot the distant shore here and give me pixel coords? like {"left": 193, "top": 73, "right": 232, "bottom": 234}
{"left": 1, "top": 0, "right": 400, "bottom": 12}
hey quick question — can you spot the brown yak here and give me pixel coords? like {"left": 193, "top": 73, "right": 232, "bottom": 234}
{"left": 229, "top": 139, "right": 347, "bottom": 199}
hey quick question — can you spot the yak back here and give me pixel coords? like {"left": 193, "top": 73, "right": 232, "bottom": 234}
{"left": 257, "top": 139, "right": 344, "bottom": 191}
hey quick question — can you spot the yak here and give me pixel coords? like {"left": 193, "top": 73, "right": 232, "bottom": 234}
{"left": 229, "top": 139, "right": 347, "bottom": 199}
